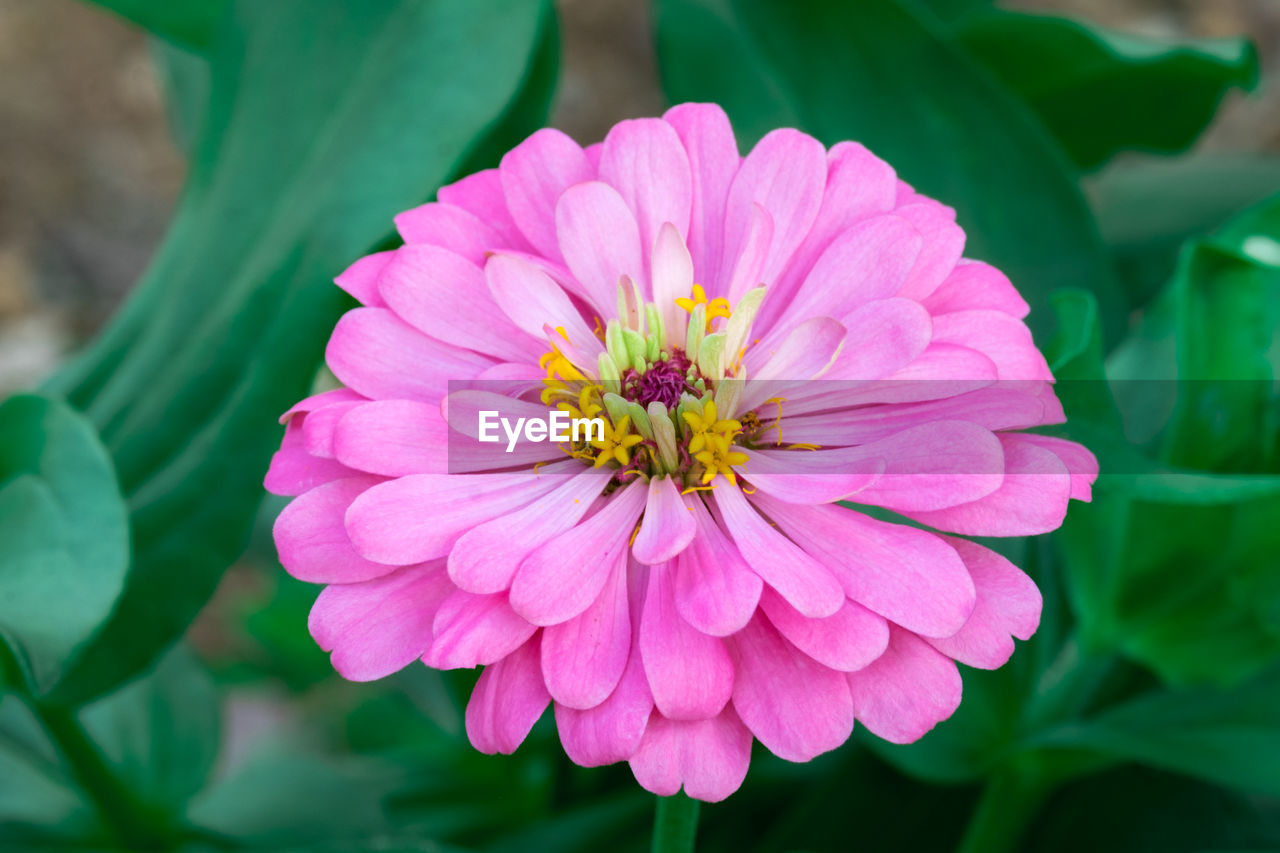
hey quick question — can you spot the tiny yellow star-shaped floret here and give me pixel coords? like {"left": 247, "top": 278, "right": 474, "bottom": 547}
{"left": 590, "top": 415, "right": 644, "bottom": 467}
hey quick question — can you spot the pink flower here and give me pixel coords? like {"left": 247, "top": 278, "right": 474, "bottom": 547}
{"left": 266, "top": 104, "right": 1096, "bottom": 802}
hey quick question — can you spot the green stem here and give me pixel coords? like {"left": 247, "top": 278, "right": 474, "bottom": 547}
{"left": 28, "top": 698, "right": 174, "bottom": 850}
{"left": 955, "top": 767, "right": 1054, "bottom": 853}
{"left": 651, "top": 792, "right": 701, "bottom": 853}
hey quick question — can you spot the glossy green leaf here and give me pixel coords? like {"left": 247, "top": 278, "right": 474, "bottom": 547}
{"left": 954, "top": 9, "right": 1258, "bottom": 171}
{"left": 84, "top": 0, "right": 228, "bottom": 52}
{"left": 653, "top": 0, "right": 1124, "bottom": 345}
{"left": 0, "top": 395, "right": 128, "bottom": 697}
{"left": 45, "top": 0, "right": 558, "bottom": 706}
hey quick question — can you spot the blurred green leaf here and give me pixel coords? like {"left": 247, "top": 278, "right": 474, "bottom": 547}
{"left": 79, "top": 646, "right": 219, "bottom": 815}
{"left": 84, "top": 0, "right": 228, "bottom": 52}
{"left": 952, "top": 9, "right": 1257, "bottom": 171}
{"left": 1033, "top": 666, "right": 1280, "bottom": 796}
{"left": 44, "top": 0, "right": 558, "bottom": 707}
{"left": 0, "top": 696, "right": 89, "bottom": 834}
{"left": 0, "top": 395, "right": 128, "bottom": 697}
{"left": 653, "top": 0, "right": 1125, "bottom": 345}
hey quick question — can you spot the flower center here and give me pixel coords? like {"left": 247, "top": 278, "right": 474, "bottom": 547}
{"left": 622, "top": 351, "right": 692, "bottom": 409}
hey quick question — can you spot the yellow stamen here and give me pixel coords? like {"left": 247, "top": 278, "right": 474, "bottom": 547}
{"left": 675, "top": 284, "right": 732, "bottom": 331}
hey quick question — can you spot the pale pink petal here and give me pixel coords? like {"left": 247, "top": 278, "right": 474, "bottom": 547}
{"left": 633, "top": 475, "right": 697, "bottom": 565}
{"left": 598, "top": 118, "right": 692, "bottom": 269}
{"left": 738, "top": 448, "right": 883, "bottom": 505}
{"left": 542, "top": 552, "right": 631, "bottom": 709}
{"left": 639, "top": 562, "right": 734, "bottom": 720}
{"left": 753, "top": 494, "right": 976, "bottom": 639}
{"left": 394, "top": 202, "right": 506, "bottom": 264}
{"left": 448, "top": 466, "right": 611, "bottom": 594}
{"left": 927, "top": 538, "right": 1042, "bottom": 669}
{"left": 651, "top": 222, "right": 694, "bottom": 346}
{"left": 744, "top": 317, "right": 846, "bottom": 386}
{"left": 663, "top": 103, "right": 738, "bottom": 290}
{"left": 759, "top": 588, "right": 889, "bottom": 672}
{"left": 510, "top": 479, "right": 647, "bottom": 626}
{"left": 555, "top": 640, "right": 653, "bottom": 766}
{"left": 847, "top": 627, "right": 962, "bottom": 744}
{"left": 713, "top": 485, "right": 844, "bottom": 618}
{"left": 628, "top": 707, "right": 752, "bottom": 802}
{"left": 485, "top": 253, "right": 602, "bottom": 357}
{"left": 500, "top": 128, "right": 594, "bottom": 260}
{"left": 465, "top": 634, "right": 549, "bottom": 753}
{"left": 673, "top": 498, "right": 762, "bottom": 636}
{"left": 721, "top": 203, "right": 773, "bottom": 303}
{"left": 729, "top": 614, "right": 854, "bottom": 762}
{"left": 556, "top": 181, "right": 644, "bottom": 315}
{"left": 335, "top": 251, "right": 392, "bottom": 307}
{"left": 308, "top": 561, "right": 453, "bottom": 681}
{"left": 924, "top": 260, "right": 1029, "bottom": 319}
{"left": 427, "top": 590, "right": 537, "bottom": 670}
{"left": 274, "top": 476, "right": 395, "bottom": 584}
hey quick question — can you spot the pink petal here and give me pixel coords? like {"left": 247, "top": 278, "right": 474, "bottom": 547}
{"left": 299, "top": 400, "right": 362, "bottom": 459}
{"left": 500, "top": 128, "right": 594, "bottom": 261}
{"left": 628, "top": 707, "right": 752, "bottom": 802}
{"left": 823, "top": 297, "right": 932, "bottom": 380}
{"left": 278, "top": 388, "right": 366, "bottom": 424}
{"left": 1016, "top": 434, "right": 1098, "bottom": 502}
{"left": 721, "top": 129, "right": 826, "bottom": 303}
{"left": 274, "top": 476, "right": 396, "bottom": 584}
{"left": 438, "top": 168, "right": 530, "bottom": 251}
{"left": 738, "top": 448, "right": 883, "bottom": 504}
{"left": 485, "top": 254, "right": 602, "bottom": 357}
{"left": 332, "top": 400, "right": 448, "bottom": 476}
{"left": 893, "top": 200, "right": 965, "bottom": 302}
{"left": 663, "top": 103, "right": 739, "bottom": 291}
{"left": 394, "top": 202, "right": 505, "bottom": 264}
{"left": 555, "top": 640, "right": 654, "bottom": 766}
{"left": 465, "top": 634, "right": 549, "bottom": 753}
{"left": 923, "top": 260, "right": 1029, "bottom": 319}
{"left": 556, "top": 181, "right": 643, "bottom": 315}
{"left": 325, "top": 307, "right": 493, "bottom": 403}
{"left": 335, "top": 252, "right": 392, "bottom": 307}
{"left": 758, "top": 588, "right": 889, "bottom": 672}
{"left": 542, "top": 551, "right": 631, "bottom": 709}
{"left": 744, "top": 317, "right": 846, "bottom": 386}
{"left": 651, "top": 222, "right": 695, "bottom": 345}
{"left": 721, "top": 202, "right": 773, "bottom": 303}
{"left": 427, "top": 589, "right": 537, "bottom": 670}
{"left": 378, "top": 245, "right": 538, "bottom": 363}
{"left": 729, "top": 614, "right": 854, "bottom": 762}
{"left": 847, "top": 626, "right": 962, "bottom": 744}
{"left": 926, "top": 538, "right": 1042, "bottom": 669}
{"left": 845, "top": 420, "right": 1005, "bottom": 513}
{"left": 509, "top": 479, "right": 647, "bottom": 625}
{"left": 308, "top": 561, "right": 453, "bottom": 681}
{"left": 598, "top": 118, "right": 692, "bottom": 271}
{"left": 931, "top": 310, "right": 1053, "bottom": 381}
{"left": 753, "top": 494, "right": 976, "bottom": 639}
{"left": 673, "top": 498, "right": 762, "bottom": 636}
{"left": 713, "top": 484, "right": 845, "bottom": 618}
{"left": 265, "top": 421, "right": 359, "bottom": 496}
{"left": 639, "top": 562, "right": 734, "bottom": 720}
{"left": 907, "top": 434, "right": 1073, "bottom": 536}
{"left": 345, "top": 468, "right": 570, "bottom": 565}
{"left": 633, "top": 476, "right": 697, "bottom": 565}
{"left": 447, "top": 466, "right": 611, "bottom": 594}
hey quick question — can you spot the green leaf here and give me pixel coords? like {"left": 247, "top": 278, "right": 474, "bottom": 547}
{"left": 1032, "top": 667, "right": 1280, "bottom": 796}
{"left": 83, "top": 0, "right": 228, "bottom": 53}
{"left": 653, "top": 0, "right": 1125, "bottom": 346}
{"left": 79, "top": 646, "right": 219, "bottom": 815}
{"left": 0, "top": 395, "right": 128, "bottom": 697}
{"left": 149, "top": 39, "right": 209, "bottom": 155}
{"left": 953, "top": 9, "right": 1258, "bottom": 171}
{"left": 45, "top": 0, "right": 558, "bottom": 706}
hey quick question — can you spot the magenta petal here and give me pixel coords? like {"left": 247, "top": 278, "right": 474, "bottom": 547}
{"left": 713, "top": 485, "right": 844, "bottom": 618}
{"left": 759, "top": 588, "right": 889, "bottom": 672}
{"left": 931, "top": 309, "right": 1053, "bottom": 380}
{"left": 556, "top": 181, "right": 643, "bottom": 316}
{"left": 332, "top": 400, "right": 447, "bottom": 476}
{"left": 845, "top": 420, "right": 1005, "bottom": 513}
{"left": 632, "top": 476, "right": 696, "bottom": 565}
{"left": 753, "top": 494, "right": 976, "bottom": 639}
{"left": 273, "top": 476, "right": 396, "bottom": 584}
{"left": 542, "top": 552, "right": 631, "bottom": 709}
{"left": 300, "top": 400, "right": 362, "bottom": 459}
{"left": 927, "top": 538, "right": 1042, "bottom": 669}
{"left": 598, "top": 117, "right": 692, "bottom": 268}
{"left": 345, "top": 470, "right": 568, "bottom": 565}
{"left": 555, "top": 640, "right": 654, "bottom": 766}
{"left": 729, "top": 614, "right": 854, "bottom": 762}
{"left": 847, "top": 626, "right": 962, "bottom": 744}
{"left": 308, "top": 561, "right": 453, "bottom": 681}
{"left": 924, "top": 260, "right": 1029, "bottom": 319}
{"left": 427, "top": 590, "right": 537, "bottom": 670}
{"left": 500, "top": 128, "right": 594, "bottom": 260}
{"left": 465, "top": 634, "right": 550, "bottom": 753}
{"left": 334, "top": 251, "right": 392, "bottom": 307}
{"left": 265, "top": 421, "right": 359, "bottom": 496}
{"left": 639, "top": 563, "right": 734, "bottom": 720}
{"left": 394, "top": 202, "right": 505, "bottom": 264}
{"left": 439, "top": 168, "right": 529, "bottom": 251}
{"left": 628, "top": 707, "right": 752, "bottom": 802}
{"left": 447, "top": 466, "right": 611, "bottom": 594}
{"left": 1016, "top": 434, "right": 1098, "bottom": 502}
{"left": 673, "top": 498, "right": 762, "bottom": 636}
{"left": 663, "top": 103, "right": 738, "bottom": 291}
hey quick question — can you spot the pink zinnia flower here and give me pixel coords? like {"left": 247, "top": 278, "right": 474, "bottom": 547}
{"left": 266, "top": 104, "right": 1096, "bottom": 802}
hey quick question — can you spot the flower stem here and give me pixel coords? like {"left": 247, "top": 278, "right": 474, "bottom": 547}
{"left": 955, "top": 767, "right": 1053, "bottom": 853}
{"left": 651, "top": 792, "right": 700, "bottom": 853}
